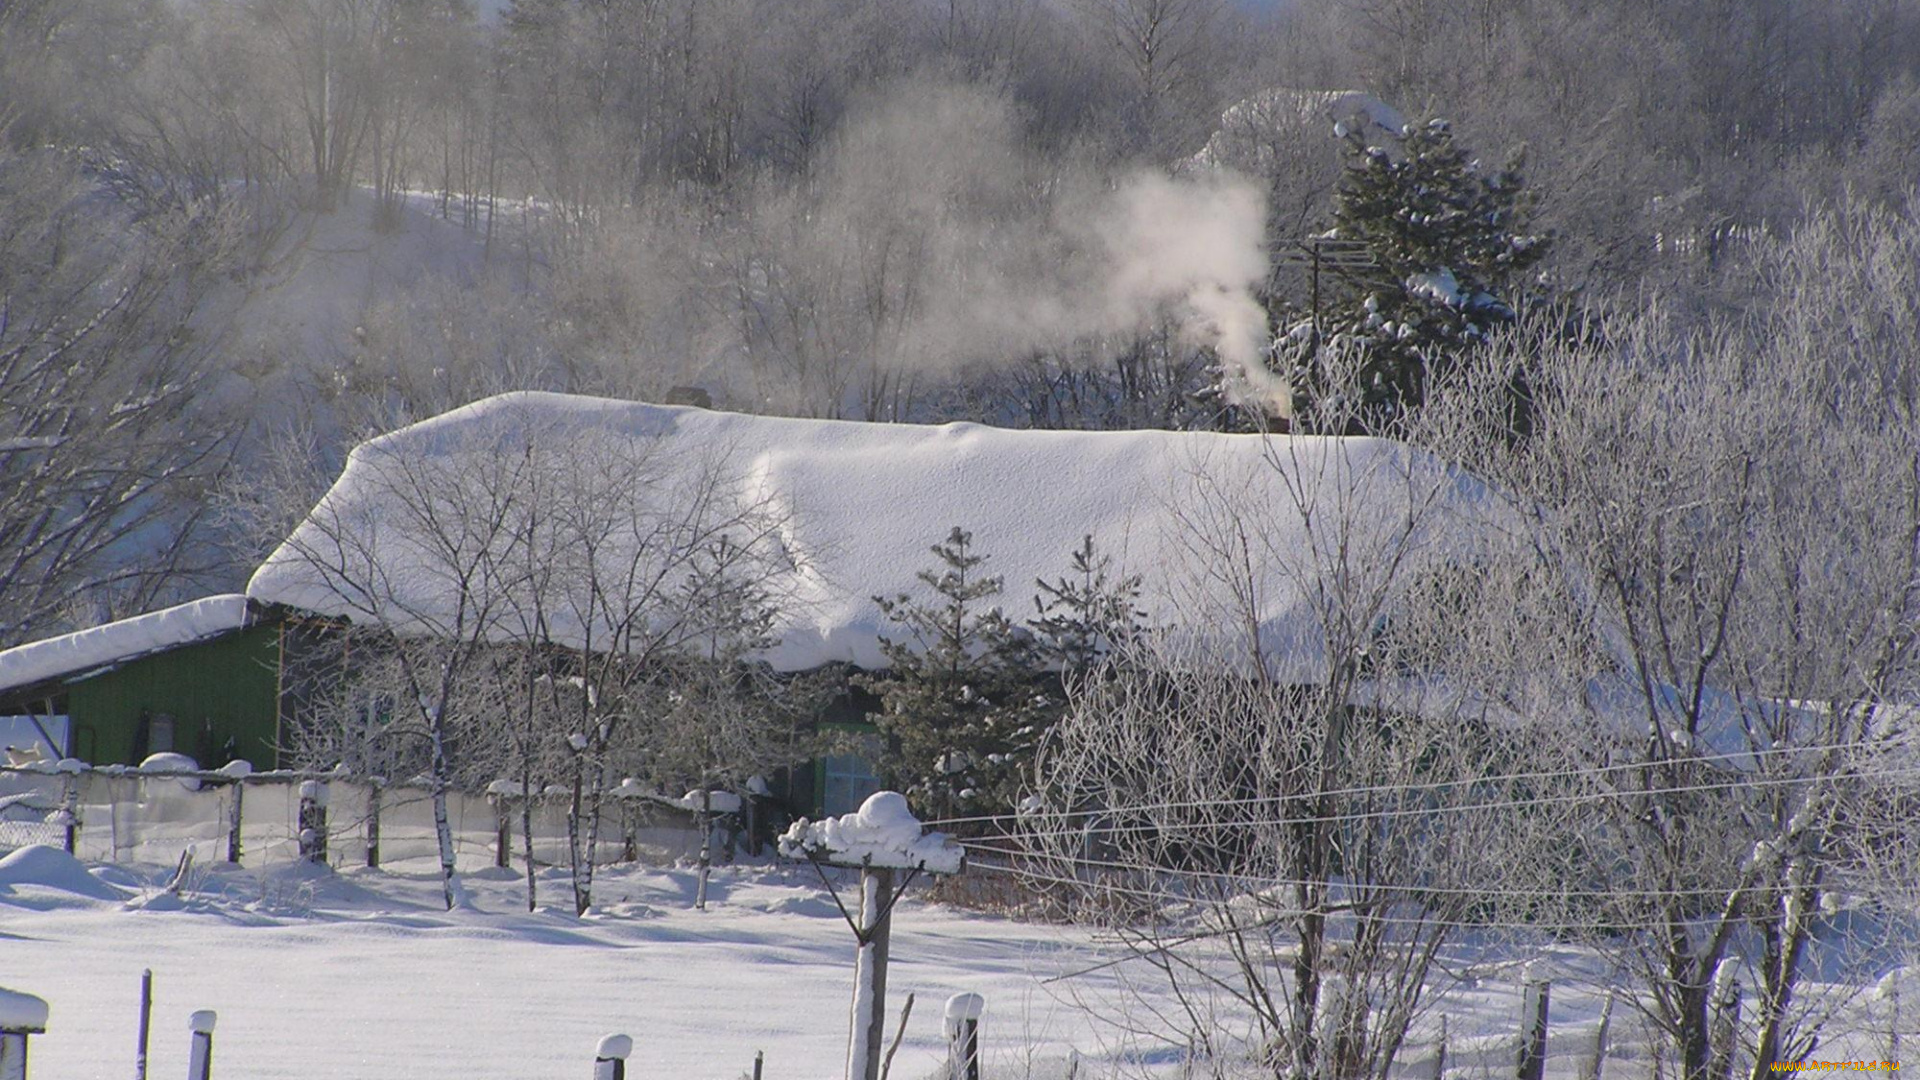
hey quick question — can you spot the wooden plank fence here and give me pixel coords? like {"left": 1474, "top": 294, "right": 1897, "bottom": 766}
{"left": 0, "top": 764, "right": 730, "bottom": 873}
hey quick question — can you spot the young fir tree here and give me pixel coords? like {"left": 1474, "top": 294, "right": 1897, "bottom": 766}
{"left": 1277, "top": 117, "right": 1551, "bottom": 432}
{"left": 858, "top": 527, "right": 1049, "bottom": 820}
{"left": 1031, "top": 534, "right": 1146, "bottom": 680}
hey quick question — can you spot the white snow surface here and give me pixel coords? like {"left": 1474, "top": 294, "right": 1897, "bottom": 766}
{"left": 0, "top": 850, "right": 1908, "bottom": 1078}
{"left": 247, "top": 393, "right": 1508, "bottom": 680}
{"left": 779, "top": 791, "right": 964, "bottom": 874}
{"left": 0, "top": 595, "right": 252, "bottom": 695}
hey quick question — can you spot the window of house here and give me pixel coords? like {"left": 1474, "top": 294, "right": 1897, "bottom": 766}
{"left": 820, "top": 752, "right": 881, "bottom": 817}
{"left": 0, "top": 715, "right": 69, "bottom": 762}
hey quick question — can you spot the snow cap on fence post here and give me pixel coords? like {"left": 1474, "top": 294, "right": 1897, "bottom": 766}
{"left": 944, "top": 993, "right": 985, "bottom": 1080}
{"left": 594, "top": 1033, "right": 632, "bottom": 1080}
{"left": 188, "top": 1010, "right": 216, "bottom": 1080}
{"left": 1516, "top": 964, "right": 1550, "bottom": 1080}
{"left": 0, "top": 987, "right": 49, "bottom": 1080}
{"left": 297, "top": 780, "right": 329, "bottom": 863}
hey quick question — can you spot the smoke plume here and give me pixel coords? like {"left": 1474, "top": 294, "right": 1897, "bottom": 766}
{"left": 754, "top": 78, "right": 1289, "bottom": 417}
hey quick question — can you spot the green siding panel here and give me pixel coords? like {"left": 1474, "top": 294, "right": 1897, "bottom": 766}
{"left": 67, "top": 624, "right": 280, "bottom": 768}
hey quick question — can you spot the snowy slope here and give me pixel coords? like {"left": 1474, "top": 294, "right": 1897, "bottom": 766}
{"left": 0, "top": 594, "right": 253, "bottom": 696}
{"left": 247, "top": 393, "right": 1511, "bottom": 679}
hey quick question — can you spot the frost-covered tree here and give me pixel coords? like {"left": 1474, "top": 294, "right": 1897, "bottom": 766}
{"left": 859, "top": 527, "right": 1050, "bottom": 820}
{"left": 1278, "top": 117, "right": 1551, "bottom": 432}
{"left": 1022, "top": 418, "right": 1548, "bottom": 1078}
{"left": 1407, "top": 198, "right": 1920, "bottom": 1080}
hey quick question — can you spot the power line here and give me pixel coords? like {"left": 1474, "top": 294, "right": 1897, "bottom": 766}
{"left": 920, "top": 737, "right": 1916, "bottom": 831}
{"left": 956, "top": 839, "right": 1842, "bottom": 901}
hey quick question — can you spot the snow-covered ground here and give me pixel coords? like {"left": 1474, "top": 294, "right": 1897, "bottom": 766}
{"left": 1, "top": 845, "right": 1910, "bottom": 1079}
{"left": 0, "top": 848, "right": 1133, "bottom": 1079}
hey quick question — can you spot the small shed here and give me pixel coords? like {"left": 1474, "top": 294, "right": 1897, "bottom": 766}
{"left": 0, "top": 596, "right": 285, "bottom": 767}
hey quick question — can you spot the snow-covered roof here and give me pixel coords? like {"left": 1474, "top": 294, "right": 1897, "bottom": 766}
{"left": 247, "top": 392, "right": 1510, "bottom": 678}
{"left": 0, "top": 595, "right": 255, "bottom": 698}
{"left": 1189, "top": 88, "right": 1406, "bottom": 172}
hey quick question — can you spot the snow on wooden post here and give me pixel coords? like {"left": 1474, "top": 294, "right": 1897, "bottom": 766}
{"left": 297, "top": 781, "right": 329, "bottom": 864}
{"left": 217, "top": 761, "right": 250, "bottom": 864}
{"left": 1516, "top": 970, "right": 1550, "bottom": 1080}
{"left": 187, "top": 1010, "right": 215, "bottom": 1080}
{"left": 944, "top": 993, "right": 984, "bottom": 1080}
{"left": 851, "top": 864, "right": 894, "bottom": 1079}
{"left": 593, "top": 1034, "right": 632, "bottom": 1080}
{"left": 778, "top": 791, "right": 965, "bottom": 1080}
{"left": 0, "top": 987, "right": 48, "bottom": 1080}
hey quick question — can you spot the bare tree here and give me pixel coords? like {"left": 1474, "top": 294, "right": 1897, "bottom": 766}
{"left": 0, "top": 147, "right": 242, "bottom": 644}
{"left": 1408, "top": 198, "right": 1920, "bottom": 1079}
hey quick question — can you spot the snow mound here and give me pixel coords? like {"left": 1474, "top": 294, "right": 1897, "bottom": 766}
{"left": 139, "top": 752, "right": 202, "bottom": 791}
{"left": 0, "top": 845, "right": 128, "bottom": 901}
{"left": 778, "top": 791, "right": 964, "bottom": 874}
{"left": 0, "top": 594, "right": 251, "bottom": 695}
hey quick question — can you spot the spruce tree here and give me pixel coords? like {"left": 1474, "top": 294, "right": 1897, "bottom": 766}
{"left": 859, "top": 527, "right": 1048, "bottom": 820}
{"left": 1031, "top": 534, "right": 1146, "bottom": 679}
{"left": 1277, "top": 117, "right": 1551, "bottom": 431}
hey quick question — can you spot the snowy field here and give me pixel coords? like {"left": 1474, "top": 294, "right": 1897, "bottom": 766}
{"left": 1, "top": 846, "right": 1910, "bottom": 1080}
{"left": 0, "top": 848, "right": 1143, "bottom": 1079}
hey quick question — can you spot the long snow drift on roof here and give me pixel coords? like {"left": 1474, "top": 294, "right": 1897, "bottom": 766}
{"left": 0, "top": 595, "right": 253, "bottom": 696}
{"left": 247, "top": 393, "right": 1510, "bottom": 678}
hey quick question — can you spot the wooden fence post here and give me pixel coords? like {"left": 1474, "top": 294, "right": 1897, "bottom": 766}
{"left": 187, "top": 1010, "right": 216, "bottom": 1080}
{"left": 365, "top": 780, "right": 382, "bottom": 869}
{"left": 945, "top": 993, "right": 984, "bottom": 1080}
{"left": 0, "top": 987, "right": 48, "bottom": 1080}
{"left": 494, "top": 795, "right": 511, "bottom": 870}
{"left": 59, "top": 773, "right": 79, "bottom": 856}
{"left": 136, "top": 969, "right": 153, "bottom": 1080}
{"left": 849, "top": 865, "right": 895, "bottom": 1080}
{"left": 1517, "top": 972, "right": 1550, "bottom": 1080}
{"left": 1582, "top": 990, "right": 1614, "bottom": 1080}
{"left": 593, "top": 1034, "right": 632, "bottom": 1080}
{"left": 297, "top": 781, "right": 329, "bottom": 864}
{"left": 225, "top": 780, "right": 244, "bottom": 864}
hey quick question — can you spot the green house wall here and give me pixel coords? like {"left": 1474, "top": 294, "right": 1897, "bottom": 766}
{"left": 66, "top": 624, "right": 281, "bottom": 768}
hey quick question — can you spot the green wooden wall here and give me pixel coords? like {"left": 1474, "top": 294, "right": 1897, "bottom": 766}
{"left": 66, "top": 624, "right": 281, "bottom": 768}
